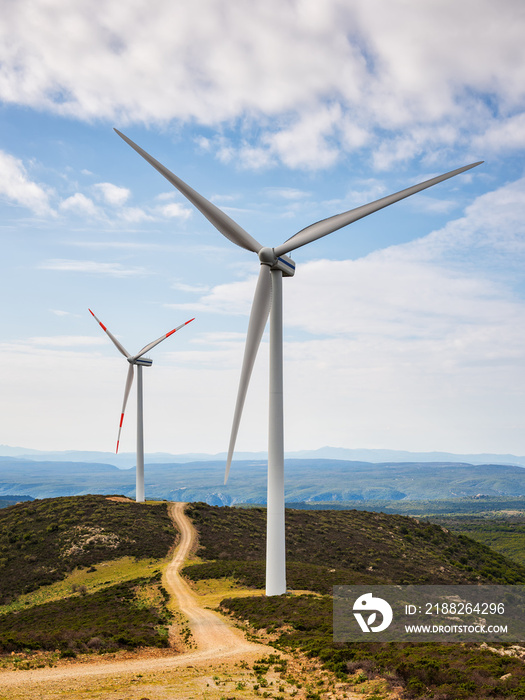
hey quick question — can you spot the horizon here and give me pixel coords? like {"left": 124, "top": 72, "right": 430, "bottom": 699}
{"left": 2, "top": 442, "right": 525, "bottom": 466}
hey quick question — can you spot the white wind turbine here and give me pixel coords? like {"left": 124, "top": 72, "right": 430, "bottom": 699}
{"left": 115, "top": 128, "right": 482, "bottom": 593}
{"left": 90, "top": 308, "right": 194, "bottom": 502}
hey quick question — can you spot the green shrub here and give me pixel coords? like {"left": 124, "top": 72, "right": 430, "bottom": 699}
{"left": 0, "top": 496, "right": 175, "bottom": 603}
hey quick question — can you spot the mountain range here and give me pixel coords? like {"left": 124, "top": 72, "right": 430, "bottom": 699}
{"left": 2, "top": 444, "right": 525, "bottom": 468}
{"left": 2, "top": 453, "right": 525, "bottom": 505}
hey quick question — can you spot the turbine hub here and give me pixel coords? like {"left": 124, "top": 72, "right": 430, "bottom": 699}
{"left": 258, "top": 247, "right": 276, "bottom": 265}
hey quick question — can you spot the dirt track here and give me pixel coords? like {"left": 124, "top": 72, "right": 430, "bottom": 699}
{"left": 0, "top": 502, "right": 275, "bottom": 699}
{"left": 165, "top": 501, "right": 264, "bottom": 655}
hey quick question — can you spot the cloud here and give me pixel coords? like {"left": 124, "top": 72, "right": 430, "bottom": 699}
{"left": 38, "top": 259, "right": 148, "bottom": 277}
{"left": 171, "top": 280, "right": 211, "bottom": 294}
{"left": 0, "top": 1, "right": 523, "bottom": 168}
{"left": 401, "top": 176, "right": 525, "bottom": 263}
{"left": 0, "top": 150, "right": 54, "bottom": 215}
{"left": 59, "top": 192, "right": 99, "bottom": 216}
{"left": 473, "top": 113, "right": 525, "bottom": 153}
{"left": 93, "top": 182, "right": 131, "bottom": 206}
{"left": 157, "top": 202, "right": 192, "bottom": 219}
{"left": 117, "top": 206, "right": 153, "bottom": 223}
{"left": 167, "top": 276, "right": 256, "bottom": 315}
{"left": 49, "top": 309, "right": 82, "bottom": 317}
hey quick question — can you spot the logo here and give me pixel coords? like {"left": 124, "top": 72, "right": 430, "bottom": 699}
{"left": 353, "top": 592, "right": 393, "bottom": 633}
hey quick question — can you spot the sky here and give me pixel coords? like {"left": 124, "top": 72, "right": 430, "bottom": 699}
{"left": 1, "top": 0, "right": 525, "bottom": 458}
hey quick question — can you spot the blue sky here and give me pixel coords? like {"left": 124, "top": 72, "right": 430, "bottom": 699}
{"left": 1, "top": 0, "right": 525, "bottom": 457}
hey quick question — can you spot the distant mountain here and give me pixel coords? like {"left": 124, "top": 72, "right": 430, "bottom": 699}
{"left": 1, "top": 456, "right": 525, "bottom": 504}
{"left": 1, "top": 444, "right": 525, "bottom": 468}
{"left": 0, "top": 495, "right": 34, "bottom": 509}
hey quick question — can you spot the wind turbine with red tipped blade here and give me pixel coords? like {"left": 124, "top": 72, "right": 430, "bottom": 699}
{"left": 89, "top": 309, "right": 194, "bottom": 502}
{"left": 114, "top": 128, "right": 482, "bottom": 592}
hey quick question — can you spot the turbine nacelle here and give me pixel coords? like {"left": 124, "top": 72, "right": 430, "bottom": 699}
{"left": 272, "top": 254, "right": 295, "bottom": 278}
{"left": 258, "top": 246, "right": 296, "bottom": 277}
{"left": 129, "top": 356, "right": 153, "bottom": 367}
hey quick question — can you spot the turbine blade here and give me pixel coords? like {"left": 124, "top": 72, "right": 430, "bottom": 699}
{"left": 89, "top": 309, "right": 130, "bottom": 358}
{"left": 114, "top": 129, "right": 262, "bottom": 254}
{"left": 274, "top": 161, "right": 484, "bottom": 257}
{"left": 116, "top": 363, "right": 134, "bottom": 454}
{"left": 224, "top": 264, "right": 272, "bottom": 484}
{"left": 134, "top": 318, "right": 195, "bottom": 360}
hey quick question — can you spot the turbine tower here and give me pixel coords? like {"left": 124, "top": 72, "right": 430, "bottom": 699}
{"left": 89, "top": 308, "right": 194, "bottom": 502}
{"left": 115, "top": 128, "right": 482, "bottom": 592}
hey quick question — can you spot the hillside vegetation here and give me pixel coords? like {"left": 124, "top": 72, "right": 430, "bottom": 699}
{"left": 184, "top": 503, "right": 525, "bottom": 700}
{"left": 0, "top": 494, "right": 174, "bottom": 603}
{"left": 184, "top": 502, "right": 525, "bottom": 592}
{"left": 427, "top": 514, "right": 525, "bottom": 567}
{"left": 0, "top": 495, "right": 176, "bottom": 656}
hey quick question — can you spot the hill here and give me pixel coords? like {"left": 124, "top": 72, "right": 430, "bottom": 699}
{"left": 0, "top": 495, "right": 176, "bottom": 656}
{"left": 182, "top": 504, "right": 525, "bottom": 700}
{"left": 183, "top": 502, "right": 525, "bottom": 592}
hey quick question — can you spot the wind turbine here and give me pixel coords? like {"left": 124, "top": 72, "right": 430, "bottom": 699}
{"left": 89, "top": 308, "right": 194, "bottom": 502}
{"left": 114, "top": 128, "right": 482, "bottom": 593}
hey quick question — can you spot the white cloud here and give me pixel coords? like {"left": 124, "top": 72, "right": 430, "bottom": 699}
{"left": 50, "top": 309, "right": 81, "bottom": 317}
{"left": 0, "top": 150, "right": 54, "bottom": 215}
{"left": 0, "top": 1, "right": 523, "bottom": 168}
{"left": 171, "top": 280, "right": 211, "bottom": 294}
{"left": 38, "top": 259, "right": 148, "bottom": 277}
{"left": 167, "top": 276, "right": 256, "bottom": 315}
{"left": 402, "top": 176, "right": 525, "bottom": 262}
{"left": 59, "top": 192, "right": 98, "bottom": 216}
{"left": 4, "top": 178, "right": 525, "bottom": 455}
{"left": 93, "top": 182, "right": 131, "bottom": 206}
{"left": 158, "top": 202, "right": 192, "bottom": 219}
{"left": 264, "top": 104, "right": 343, "bottom": 169}
{"left": 117, "top": 206, "right": 153, "bottom": 223}
{"left": 473, "top": 113, "right": 525, "bottom": 153}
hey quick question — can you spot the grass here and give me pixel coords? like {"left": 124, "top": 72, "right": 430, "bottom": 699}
{"left": 0, "top": 495, "right": 175, "bottom": 603}
{"left": 427, "top": 514, "right": 525, "bottom": 567}
{"left": 0, "top": 556, "right": 167, "bottom": 614}
{"left": 0, "top": 573, "right": 172, "bottom": 654}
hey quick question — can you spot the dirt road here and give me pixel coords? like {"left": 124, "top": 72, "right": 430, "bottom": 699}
{"left": 165, "top": 501, "right": 263, "bottom": 654}
{"left": 0, "top": 502, "right": 275, "bottom": 699}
